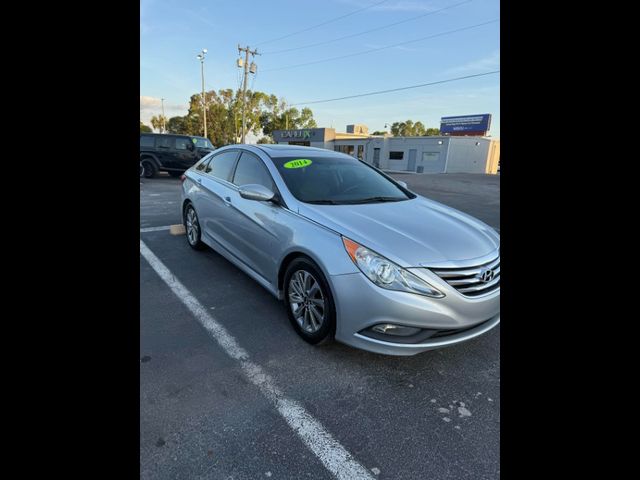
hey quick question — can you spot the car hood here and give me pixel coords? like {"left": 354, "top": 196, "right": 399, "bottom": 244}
{"left": 297, "top": 196, "right": 499, "bottom": 268}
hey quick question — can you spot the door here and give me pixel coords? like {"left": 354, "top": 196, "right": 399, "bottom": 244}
{"left": 195, "top": 150, "right": 241, "bottom": 248}
{"left": 154, "top": 135, "right": 175, "bottom": 168}
{"left": 407, "top": 149, "right": 417, "bottom": 171}
{"left": 174, "top": 136, "right": 197, "bottom": 170}
{"left": 420, "top": 151, "right": 446, "bottom": 173}
{"left": 373, "top": 148, "right": 380, "bottom": 168}
{"left": 223, "top": 151, "right": 283, "bottom": 281}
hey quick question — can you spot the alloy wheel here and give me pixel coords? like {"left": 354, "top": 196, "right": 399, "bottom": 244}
{"left": 288, "top": 270, "right": 325, "bottom": 333}
{"left": 186, "top": 208, "right": 199, "bottom": 245}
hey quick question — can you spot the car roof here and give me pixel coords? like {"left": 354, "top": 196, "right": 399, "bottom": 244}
{"left": 254, "top": 144, "right": 346, "bottom": 158}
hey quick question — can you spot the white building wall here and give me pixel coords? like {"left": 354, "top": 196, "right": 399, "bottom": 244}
{"left": 445, "top": 138, "right": 491, "bottom": 173}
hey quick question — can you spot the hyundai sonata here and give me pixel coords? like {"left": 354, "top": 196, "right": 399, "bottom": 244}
{"left": 181, "top": 144, "right": 499, "bottom": 355}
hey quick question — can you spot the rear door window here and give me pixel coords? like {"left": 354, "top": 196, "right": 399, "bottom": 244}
{"left": 206, "top": 150, "right": 239, "bottom": 181}
{"left": 140, "top": 135, "right": 155, "bottom": 147}
{"left": 156, "top": 136, "right": 173, "bottom": 149}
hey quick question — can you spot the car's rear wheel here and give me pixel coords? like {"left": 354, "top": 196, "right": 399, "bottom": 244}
{"left": 284, "top": 258, "right": 336, "bottom": 345}
{"left": 139, "top": 161, "right": 145, "bottom": 177}
{"left": 141, "top": 159, "right": 157, "bottom": 178}
{"left": 184, "top": 204, "right": 205, "bottom": 250}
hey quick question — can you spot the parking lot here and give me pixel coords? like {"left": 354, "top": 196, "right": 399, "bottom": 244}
{"left": 140, "top": 172, "right": 500, "bottom": 479}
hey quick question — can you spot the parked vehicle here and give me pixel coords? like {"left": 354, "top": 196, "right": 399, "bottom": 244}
{"left": 140, "top": 133, "right": 214, "bottom": 178}
{"left": 180, "top": 145, "right": 500, "bottom": 356}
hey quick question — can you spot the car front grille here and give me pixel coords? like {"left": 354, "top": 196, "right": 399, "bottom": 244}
{"left": 431, "top": 254, "right": 500, "bottom": 297}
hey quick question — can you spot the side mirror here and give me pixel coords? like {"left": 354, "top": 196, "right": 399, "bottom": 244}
{"left": 396, "top": 180, "right": 408, "bottom": 189}
{"left": 238, "top": 184, "right": 275, "bottom": 202}
{"left": 188, "top": 142, "right": 196, "bottom": 151}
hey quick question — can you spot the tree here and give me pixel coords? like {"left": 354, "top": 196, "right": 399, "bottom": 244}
{"left": 390, "top": 120, "right": 433, "bottom": 136}
{"left": 371, "top": 130, "right": 388, "bottom": 136}
{"left": 426, "top": 128, "right": 441, "bottom": 136}
{"left": 150, "top": 115, "right": 167, "bottom": 133}
{"left": 157, "top": 89, "right": 317, "bottom": 147}
{"left": 140, "top": 122, "right": 152, "bottom": 133}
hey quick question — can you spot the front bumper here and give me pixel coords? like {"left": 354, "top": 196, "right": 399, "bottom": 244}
{"left": 329, "top": 271, "right": 500, "bottom": 356}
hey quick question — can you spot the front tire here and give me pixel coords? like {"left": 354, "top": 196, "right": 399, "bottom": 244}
{"left": 184, "top": 204, "right": 205, "bottom": 250}
{"left": 284, "top": 258, "right": 336, "bottom": 345}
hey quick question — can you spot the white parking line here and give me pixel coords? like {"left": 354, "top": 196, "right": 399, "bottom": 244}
{"left": 140, "top": 225, "right": 172, "bottom": 233}
{"left": 140, "top": 240, "right": 374, "bottom": 480}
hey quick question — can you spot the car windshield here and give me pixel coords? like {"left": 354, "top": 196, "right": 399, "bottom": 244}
{"left": 193, "top": 137, "right": 213, "bottom": 149}
{"left": 273, "top": 155, "right": 411, "bottom": 204}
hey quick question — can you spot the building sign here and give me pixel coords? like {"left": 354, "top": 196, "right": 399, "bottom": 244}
{"left": 272, "top": 128, "right": 335, "bottom": 144}
{"left": 440, "top": 114, "right": 492, "bottom": 136}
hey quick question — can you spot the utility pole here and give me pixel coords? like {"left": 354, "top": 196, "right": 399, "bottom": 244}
{"left": 161, "top": 98, "right": 166, "bottom": 133}
{"left": 237, "top": 45, "right": 259, "bottom": 143}
{"left": 196, "top": 49, "right": 208, "bottom": 138}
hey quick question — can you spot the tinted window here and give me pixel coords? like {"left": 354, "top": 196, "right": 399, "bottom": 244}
{"left": 389, "top": 151, "right": 404, "bottom": 160}
{"left": 195, "top": 155, "right": 213, "bottom": 171}
{"left": 273, "top": 155, "right": 411, "bottom": 204}
{"left": 156, "top": 136, "right": 173, "bottom": 149}
{"left": 175, "top": 137, "right": 191, "bottom": 150}
{"left": 232, "top": 152, "right": 275, "bottom": 189}
{"left": 140, "top": 135, "right": 155, "bottom": 147}
{"left": 193, "top": 137, "right": 214, "bottom": 149}
{"left": 207, "top": 150, "right": 238, "bottom": 181}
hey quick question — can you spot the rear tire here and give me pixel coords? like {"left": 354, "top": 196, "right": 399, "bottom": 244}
{"left": 183, "top": 204, "right": 205, "bottom": 250}
{"left": 141, "top": 159, "right": 157, "bottom": 178}
{"left": 284, "top": 258, "right": 336, "bottom": 345}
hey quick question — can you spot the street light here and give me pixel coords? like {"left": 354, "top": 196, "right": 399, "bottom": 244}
{"left": 161, "top": 97, "right": 166, "bottom": 133}
{"left": 196, "top": 49, "right": 208, "bottom": 138}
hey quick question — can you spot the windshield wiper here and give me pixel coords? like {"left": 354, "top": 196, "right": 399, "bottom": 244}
{"left": 343, "top": 196, "right": 405, "bottom": 204}
{"left": 306, "top": 200, "right": 339, "bottom": 205}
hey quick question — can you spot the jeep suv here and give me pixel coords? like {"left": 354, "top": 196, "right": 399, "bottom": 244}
{"left": 140, "top": 133, "right": 214, "bottom": 178}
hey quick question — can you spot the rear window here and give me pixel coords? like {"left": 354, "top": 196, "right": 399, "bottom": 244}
{"left": 273, "top": 155, "right": 410, "bottom": 204}
{"left": 140, "top": 135, "right": 155, "bottom": 148}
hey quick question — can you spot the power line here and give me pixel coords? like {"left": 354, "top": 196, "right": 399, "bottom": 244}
{"left": 263, "top": 0, "right": 474, "bottom": 55}
{"left": 256, "top": 0, "right": 390, "bottom": 47}
{"left": 289, "top": 70, "right": 500, "bottom": 106}
{"left": 263, "top": 18, "right": 499, "bottom": 72}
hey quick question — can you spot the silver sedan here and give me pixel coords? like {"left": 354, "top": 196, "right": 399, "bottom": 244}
{"left": 181, "top": 144, "right": 499, "bottom": 356}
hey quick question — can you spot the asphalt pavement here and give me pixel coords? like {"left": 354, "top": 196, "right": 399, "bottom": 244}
{"left": 140, "top": 172, "right": 500, "bottom": 479}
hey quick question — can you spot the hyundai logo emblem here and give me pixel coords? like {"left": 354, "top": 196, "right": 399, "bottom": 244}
{"left": 478, "top": 268, "right": 495, "bottom": 283}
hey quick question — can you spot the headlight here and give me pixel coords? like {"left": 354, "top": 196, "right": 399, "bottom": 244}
{"left": 342, "top": 237, "right": 444, "bottom": 298}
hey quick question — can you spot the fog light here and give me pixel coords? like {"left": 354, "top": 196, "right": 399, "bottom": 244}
{"left": 371, "top": 324, "right": 421, "bottom": 336}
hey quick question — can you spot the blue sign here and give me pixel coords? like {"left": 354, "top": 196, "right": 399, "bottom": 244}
{"left": 440, "top": 114, "right": 492, "bottom": 134}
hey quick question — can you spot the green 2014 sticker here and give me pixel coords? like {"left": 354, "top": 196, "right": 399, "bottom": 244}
{"left": 284, "top": 159, "right": 313, "bottom": 169}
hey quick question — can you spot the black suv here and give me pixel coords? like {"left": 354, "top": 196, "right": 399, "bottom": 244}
{"left": 140, "top": 133, "right": 214, "bottom": 178}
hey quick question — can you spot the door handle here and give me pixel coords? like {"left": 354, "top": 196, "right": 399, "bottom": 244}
{"left": 224, "top": 196, "right": 232, "bottom": 205}
{"left": 197, "top": 178, "right": 202, "bottom": 183}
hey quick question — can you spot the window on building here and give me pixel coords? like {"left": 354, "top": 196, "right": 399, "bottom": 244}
{"left": 335, "top": 145, "right": 355, "bottom": 156}
{"left": 357, "top": 145, "right": 364, "bottom": 160}
{"left": 389, "top": 151, "right": 404, "bottom": 160}
{"left": 140, "top": 135, "right": 155, "bottom": 148}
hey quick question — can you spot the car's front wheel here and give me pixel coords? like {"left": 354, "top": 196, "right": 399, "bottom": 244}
{"left": 284, "top": 258, "right": 336, "bottom": 345}
{"left": 184, "top": 204, "right": 205, "bottom": 250}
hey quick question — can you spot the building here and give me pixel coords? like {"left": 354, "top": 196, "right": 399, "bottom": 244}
{"left": 271, "top": 126, "right": 500, "bottom": 174}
